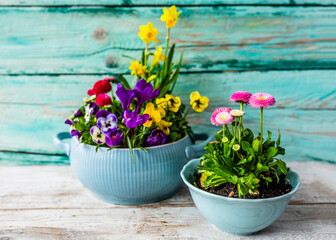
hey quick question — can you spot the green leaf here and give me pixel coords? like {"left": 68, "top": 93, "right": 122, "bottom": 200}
{"left": 126, "top": 136, "right": 134, "bottom": 164}
{"left": 276, "top": 130, "right": 281, "bottom": 147}
{"left": 277, "top": 146, "right": 286, "bottom": 155}
{"left": 237, "top": 181, "right": 249, "bottom": 198}
{"left": 252, "top": 138, "right": 260, "bottom": 152}
{"left": 267, "top": 130, "right": 272, "bottom": 142}
{"left": 118, "top": 74, "right": 131, "bottom": 90}
{"left": 276, "top": 159, "right": 287, "bottom": 175}
{"left": 267, "top": 147, "right": 278, "bottom": 159}
{"left": 168, "top": 53, "right": 183, "bottom": 93}
{"left": 262, "top": 176, "right": 272, "bottom": 183}
{"left": 241, "top": 141, "right": 251, "bottom": 151}
{"left": 237, "top": 158, "right": 247, "bottom": 165}
{"left": 138, "top": 146, "right": 148, "bottom": 153}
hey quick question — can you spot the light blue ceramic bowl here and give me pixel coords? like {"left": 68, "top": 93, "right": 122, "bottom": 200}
{"left": 54, "top": 132, "right": 212, "bottom": 205}
{"left": 181, "top": 159, "right": 300, "bottom": 235}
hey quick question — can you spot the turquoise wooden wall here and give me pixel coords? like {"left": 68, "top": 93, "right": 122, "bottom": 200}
{"left": 1, "top": 0, "right": 335, "bottom": 165}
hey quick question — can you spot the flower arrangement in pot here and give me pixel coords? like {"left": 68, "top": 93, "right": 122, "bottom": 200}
{"left": 181, "top": 91, "right": 300, "bottom": 235}
{"left": 54, "top": 6, "right": 211, "bottom": 205}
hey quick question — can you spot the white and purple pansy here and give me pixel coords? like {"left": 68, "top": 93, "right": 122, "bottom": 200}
{"left": 96, "top": 110, "right": 118, "bottom": 134}
{"left": 90, "top": 126, "right": 106, "bottom": 144}
{"left": 71, "top": 129, "right": 82, "bottom": 141}
{"left": 84, "top": 102, "right": 99, "bottom": 123}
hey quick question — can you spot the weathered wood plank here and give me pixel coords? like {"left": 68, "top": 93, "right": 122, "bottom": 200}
{"left": 0, "top": 1, "right": 297, "bottom": 7}
{"left": 0, "top": 71, "right": 335, "bottom": 163}
{"left": 1, "top": 6, "right": 336, "bottom": 74}
{"left": 0, "top": 162, "right": 335, "bottom": 239}
{"left": 0, "top": 152, "right": 68, "bottom": 166}
{"left": 1, "top": 0, "right": 335, "bottom": 6}
{"left": 2, "top": 71, "right": 335, "bottom": 109}
{"left": 0, "top": 162, "right": 335, "bottom": 210}
{"left": 1, "top": 205, "right": 336, "bottom": 239}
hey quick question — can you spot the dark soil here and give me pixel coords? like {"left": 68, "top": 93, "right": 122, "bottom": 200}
{"left": 195, "top": 171, "right": 292, "bottom": 199}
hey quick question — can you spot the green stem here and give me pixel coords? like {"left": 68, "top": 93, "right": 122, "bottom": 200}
{"left": 163, "top": 28, "right": 170, "bottom": 75}
{"left": 234, "top": 119, "right": 238, "bottom": 139}
{"left": 225, "top": 124, "right": 230, "bottom": 134}
{"left": 231, "top": 124, "right": 234, "bottom": 137}
{"left": 238, "top": 119, "right": 241, "bottom": 144}
{"left": 144, "top": 43, "right": 149, "bottom": 69}
{"left": 260, "top": 107, "right": 264, "bottom": 153}
{"left": 183, "top": 104, "right": 193, "bottom": 119}
{"left": 223, "top": 124, "right": 226, "bottom": 155}
{"left": 240, "top": 102, "right": 245, "bottom": 137}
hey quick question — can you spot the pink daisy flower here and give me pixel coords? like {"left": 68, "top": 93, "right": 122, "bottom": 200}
{"left": 230, "top": 91, "right": 252, "bottom": 103}
{"left": 249, "top": 93, "right": 276, "bottom": 108}
{"left": 211, "top": 107, "right": 234, "bottom": 126}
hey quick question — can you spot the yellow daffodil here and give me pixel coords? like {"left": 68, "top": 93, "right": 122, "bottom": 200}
{"left": 156, "top": 97, "right": 168, "bottom": 109}
{"left": 190, "top": 91, "right": 209, "bottom": 112}
{"left": 155, "top": 107, "right": 166, "bottom": 118}
{"left": 129, "top": 60, "right": 147, "bottom": 77}
{"left": 165, "top": 94, "right": 181, "bottom": 112}
{"left": 147, "top": 75, "right": 156, "bottom": 82}
{"left": 138, "top": 22, "right": 159, "bottom": 44}
{"left": 157, "top": 120, "right": 172, "bottom": 135}
{"left": 143, "top": 102, "right": 161, "bottom": 127}
{"left": 151, "top": 46, "right": 165, "bottom": 66}
{"left": 160, "top": 5, "right": 181, "bottom": 29}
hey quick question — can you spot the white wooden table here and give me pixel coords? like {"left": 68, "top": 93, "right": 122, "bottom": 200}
{"left": 1, "top": 161, "right": 336, "bottom": 240}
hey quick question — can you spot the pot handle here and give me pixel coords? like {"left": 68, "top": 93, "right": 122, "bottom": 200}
{"left": 53, "top": 132, "right": 71, "bottom": 156}
{"left": 185, "top": 134, "right": 214, "bottom": 160}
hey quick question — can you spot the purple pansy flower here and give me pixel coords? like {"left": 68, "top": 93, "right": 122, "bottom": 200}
{"left": 116, "top": 83, "right": 135, "bottom": 110}
{"left": 84, "top": 102, "right": 99, "bottom": 123}
{"left": 71, "top": 129, "right": 82, "bottom": 141}
{"left": 97, "top": 113, "right": 118, "bottom": 134}
{"left": 146, "top": 129, "right": 167, "bottom": 147}
{"left": 134, "top": 79, "right": 160, "bottom": 111}
{"left": 123, "top": 110, "right": 149, "bottom": 129}
{"left": 65, "top": 119, "right": 73, "bottom": 125}
{"left": 90, "top": 126, "right": 106, "bottom": 144}
{"left": 74, "top": 108, "right": 84, "bottom": 118}
{"left": 106, "top": 130, "right": 123, "bottom": 147}
{"left": 95, "top": 110, "right": 110, "bottom": 119}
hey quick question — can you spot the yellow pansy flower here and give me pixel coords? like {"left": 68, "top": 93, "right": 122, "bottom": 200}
{"left": 138, "top": 22, "right": 159, "bottom": 44}
{"left": 157, "top": 120, "right": 173, "bottom": 135}
{"left": 155, "top": 107, "right": 166, "bottom": 118}
{"left": 151, "top": 46, "right": 165, "bottom": 66}
{"left": 129, "top": 60, "right": 147, "bottom": 77}
{"left": 160, "top": 5, "right": 181, "bottom": 29}
{"left": 190, "top": 91, "right": 209, "bottom": 112}
{"left": 143, "top": 102, "right": 161, "bottom": 128}
{"left": 165, "top": 94, "right": 181, "bottom": 112}
{"left": 156, "top": 97, "right": 168, "bottom": 109}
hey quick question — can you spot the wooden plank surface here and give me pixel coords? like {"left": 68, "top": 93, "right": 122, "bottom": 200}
{"left": 1, "top": 70, "right": 335, "bottom": 164}
{"left": 0, "top": 161, "right": 335, "bottom": 239}
{"left": 1, "top": 6, "right": 336, "bottom": 74}
{"left": 0, "top": 0, "right": 335, "bottom": 6}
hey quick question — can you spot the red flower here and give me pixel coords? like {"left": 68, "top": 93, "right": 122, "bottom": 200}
{"left": 87, "top": 80, "right": 111, "bottom": 96}
{"left": 96, "top": 94, "right": 112, "bottom": 106}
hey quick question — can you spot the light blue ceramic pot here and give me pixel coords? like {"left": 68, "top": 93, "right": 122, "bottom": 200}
{"left": 181, "top": 159, "right": 300, "bottom": 235}
{"left": 54, "top": 132, "right": 212, "bottom": 205}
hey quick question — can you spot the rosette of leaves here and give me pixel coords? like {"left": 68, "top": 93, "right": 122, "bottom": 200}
{"left": 198, "top": 128, "right": 287, "bottom": 198}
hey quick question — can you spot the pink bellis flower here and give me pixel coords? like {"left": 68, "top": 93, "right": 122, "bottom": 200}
{"left": 211, "top": 107, "right": 233, "bottom": 126}
{"left": 249, "top": 92, "right": 276, "bottom": 152}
